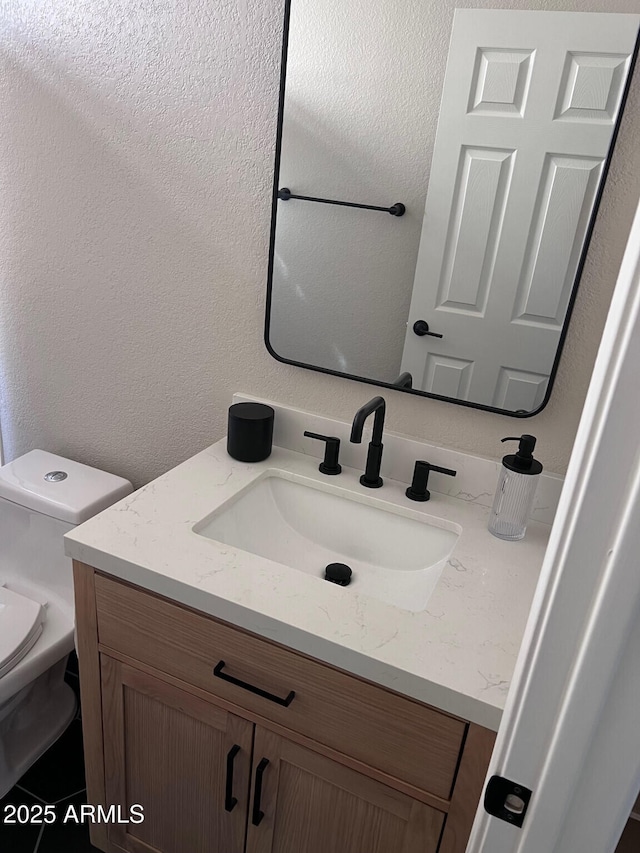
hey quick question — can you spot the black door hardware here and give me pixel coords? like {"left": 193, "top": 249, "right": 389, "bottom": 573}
{"left": 304, "top": 431, "right": 342, "bottom": 475}
{"left": 484, "top": 775, "right": 532, "bottom": 828}
{"left": 225, "top": 745, "right": 241, "bottom": 812}
{"left": 278, "top": 187, "right": 405, "bottom": 217}
{"left": 406, "top": 461, "right": 457, "bottom": 502}
{"left": 252, "top": 758, "right": 270, "bottom": 826}
{"left": 413, "top": 320, "right": 443, "bottom": 339}
{"left": 213, "top": 661, "right": 295, "bottom": 707}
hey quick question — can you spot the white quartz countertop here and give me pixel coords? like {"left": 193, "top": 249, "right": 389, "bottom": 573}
{"left": 64, "top": 439, "right": 550, "bottom": 731}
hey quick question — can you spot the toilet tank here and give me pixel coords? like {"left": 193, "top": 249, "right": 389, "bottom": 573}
{"left": 0, "top": 451, "right": 132, "bottom": 606}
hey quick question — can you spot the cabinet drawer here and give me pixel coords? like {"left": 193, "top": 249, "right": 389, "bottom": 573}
{"left": 95, "top": 574, "right": 465, "bottom": 799}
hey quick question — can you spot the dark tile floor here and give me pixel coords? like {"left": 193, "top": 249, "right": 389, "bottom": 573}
{"left": 0, "top": 653, "right": 99, "bottom": 853}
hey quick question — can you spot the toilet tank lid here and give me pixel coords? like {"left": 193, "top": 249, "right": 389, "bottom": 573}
{"left": 0, "top": 450, "right": 134, "bottom": 524}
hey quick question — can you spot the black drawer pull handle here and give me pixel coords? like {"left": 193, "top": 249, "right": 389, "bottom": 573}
{"left": 252, "top": 758, "right": 269, "bottom": 826}
{"left": 225, "top": 744, "right": 241, "bottom": 812}
{"left": 213, "top": 661, "right": 295, "bottom": 707}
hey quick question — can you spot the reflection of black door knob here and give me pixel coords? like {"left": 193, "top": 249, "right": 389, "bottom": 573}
{"left": 413, "top": 320, "right": 443, "bottom": 339}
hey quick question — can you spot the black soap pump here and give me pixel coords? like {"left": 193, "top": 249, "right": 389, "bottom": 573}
{"left": 488, "top": 435, "right": 543, "bottom": 541}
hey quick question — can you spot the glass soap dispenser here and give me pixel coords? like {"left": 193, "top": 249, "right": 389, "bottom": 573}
{"left": 488, "top": 435, "right": 543, "bottom": 541}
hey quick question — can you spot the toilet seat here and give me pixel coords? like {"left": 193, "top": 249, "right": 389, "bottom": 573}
{"left": 0, "top": 587, "right": 46, "bottom": 679}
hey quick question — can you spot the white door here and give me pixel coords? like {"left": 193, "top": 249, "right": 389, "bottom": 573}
{"left": 466, "top": 199, "right": 640, "bottom": 851}
{"left": 400, "top": 10, "right": 637, "bottom": 411}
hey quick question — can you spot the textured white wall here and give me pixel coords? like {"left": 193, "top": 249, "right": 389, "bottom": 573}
{"left": 0, "top": 0, "right": 638, "bottom": 487}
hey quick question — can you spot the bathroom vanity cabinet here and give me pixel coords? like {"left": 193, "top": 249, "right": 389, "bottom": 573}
{"left": 74, "top": 562, "right": 496, "bottom": 853}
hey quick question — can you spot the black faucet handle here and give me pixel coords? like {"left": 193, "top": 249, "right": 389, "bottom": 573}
{"left": 406, "top": 461, "right": 456, "bottom": 502}
{"left": 429, "top": 463, "right": 457, "bottom": 477}
{"left": 304, "top": 431, "right": 342, "bottom": 475}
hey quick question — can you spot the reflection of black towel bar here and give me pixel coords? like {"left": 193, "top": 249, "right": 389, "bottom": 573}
{"left": 278, "top": 187, "right": 405, "bottom": 217}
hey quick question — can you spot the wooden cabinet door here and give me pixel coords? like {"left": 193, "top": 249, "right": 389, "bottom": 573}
{"left": 101, "top": 656, "right": 253, "bottom": 853}
{"left": 245, "top": 727, "right": 444, "bottom": 853}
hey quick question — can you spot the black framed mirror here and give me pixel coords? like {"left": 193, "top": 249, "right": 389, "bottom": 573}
{"left": 265, "top": 1, "right": 639, "bottom": 416}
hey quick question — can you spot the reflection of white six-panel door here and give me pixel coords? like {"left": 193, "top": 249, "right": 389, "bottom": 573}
{"left": 400, "top": 10, "right": 638, "bottom": 411}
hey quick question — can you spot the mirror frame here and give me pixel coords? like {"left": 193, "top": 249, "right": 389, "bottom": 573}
{"left": 264, "top": 0, "right": 639, "bottom": 417}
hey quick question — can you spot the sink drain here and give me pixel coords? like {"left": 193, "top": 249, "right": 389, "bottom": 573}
{"left": 324, "top": 563, "right": 352, "bottom": 586}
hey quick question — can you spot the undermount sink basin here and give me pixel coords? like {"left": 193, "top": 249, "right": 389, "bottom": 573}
{"left": 193, "top": 471, "right": 461, "bottom": 612}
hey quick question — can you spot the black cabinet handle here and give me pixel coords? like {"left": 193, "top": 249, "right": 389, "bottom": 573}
{"left": 252, "top": 758, "right": 269, "bottom": 826}
{"left": 213, "top": 661, "right": 295, "bottom": 707}
{"left": 413, "top": 320, "right": 443, "bottom": 339}
{"left": 225, "top": 744, "right": 241, "bottom": 812}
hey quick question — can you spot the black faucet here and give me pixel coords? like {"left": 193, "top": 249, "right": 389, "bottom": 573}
{"left": 350, "top": 396, "right": 386, "bottom": 488}
{"left": 394, "top": 371, "right": 413, "bottom": 389}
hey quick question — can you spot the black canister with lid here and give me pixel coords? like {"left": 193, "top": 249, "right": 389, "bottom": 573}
{"left": 227, "top": 403, "right": 274, "bottom": 462}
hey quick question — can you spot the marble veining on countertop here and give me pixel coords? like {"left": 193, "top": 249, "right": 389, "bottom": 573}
{"left": 64, "top": 412, "right": 552, "bottom": 731}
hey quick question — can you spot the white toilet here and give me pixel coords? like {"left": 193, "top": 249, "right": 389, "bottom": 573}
{"left": 0, "top": 449, "right": 132, "bottom": 797}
